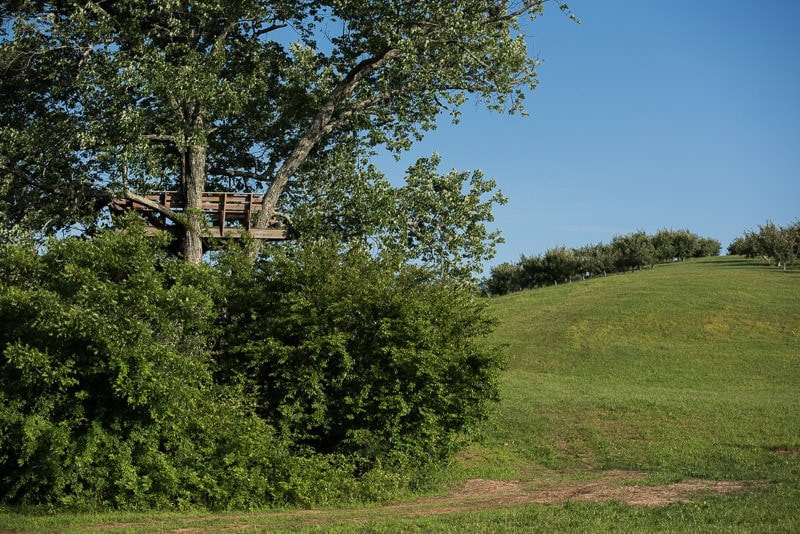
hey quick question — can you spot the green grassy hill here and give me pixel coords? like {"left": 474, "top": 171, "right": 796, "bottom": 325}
{"left": 478, "top": 256, "right": 799, "bottom": 482}
{"left": 404, "top": 255, "right": 800, "bottom": 531}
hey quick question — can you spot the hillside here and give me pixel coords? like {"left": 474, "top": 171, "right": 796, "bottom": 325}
{"left": 480, "top": 256, "right": 800, "bottom": 479}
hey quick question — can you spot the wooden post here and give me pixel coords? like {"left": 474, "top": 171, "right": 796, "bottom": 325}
{"left": 246, "top": 193, "right": 253, "bottom": 230}
{"left": 220, "top": 192, "right": 227, "bottom": 236}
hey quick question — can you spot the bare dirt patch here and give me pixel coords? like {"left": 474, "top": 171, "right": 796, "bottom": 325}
{"left": 397, "top": 470, "right": 755, "bottom": 512}
{"left": 81, "top": 471, "right": 763, "bottom": 532}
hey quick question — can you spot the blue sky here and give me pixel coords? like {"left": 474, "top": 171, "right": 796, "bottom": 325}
{"left": 380, "top": 0, "right": 800, "bottom": 271}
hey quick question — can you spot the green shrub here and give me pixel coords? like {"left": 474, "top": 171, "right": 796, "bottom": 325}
{"left": 0, "top": 225, "right": 293, "bottom": 509}
{"left": 0, "top": 226, "right": 504, "bottom": 509}
{"left": 215, "top": 239, "right": 504, "bottom": 470}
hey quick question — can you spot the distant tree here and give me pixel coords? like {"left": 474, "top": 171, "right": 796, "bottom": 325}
{"left": 729, "top": 221, "right": 798, "bottom": 270}
{"left": 727, "top": 231, "right": 759, "bottom": 257}
{"left": 612, "top": 231, "right": 655, "bottom": 272}
{"left": 584, "top": 242, "right": 617, "bottom": 277}
{"left": 671, "top": 229, "right": 698, "bottom": 261}
{"left": 785, "top": 222, "right": 800, "bottom": 270}
{"left": 519, "top": 254, "right": 548, "bottom": 288}
{"left": 695, "top": 237, "right": 721, "bottom": 257}
{"left": 756, "top": 221, "right": 782, "bottom": 265}
{"left": 484, "top": 262, "right": 524, "bottom": 296}
{"left": 651, "top": 229, "right": 677, "bottom": 263}
{"left": 767, "top": 221, "right": 800, "bottom": 271}
{"left": 543, "top": 246, "right": 577, "bottom": 285}
{"left": 573, "top": 245, "right": 593, "bottom": 279}
{"left": 390, "top": 155, "right": 507, "bottom": 282}
{"left": 483, "top": 228, "right": 719, "bottom": 296}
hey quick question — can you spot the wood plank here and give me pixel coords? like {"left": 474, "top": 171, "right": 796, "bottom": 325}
{"left": 208, "top": 227, "right": 288, "bottom": 239}
{"left": 143, "top": 226, "right": 288, "bottom": 240}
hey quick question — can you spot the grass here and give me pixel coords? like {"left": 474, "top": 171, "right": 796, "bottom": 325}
{"left": 2, "top": 256, "right": 798, "bottom": 532}
{"left": 478, "top": 256, "right": 800, "bottom": 480}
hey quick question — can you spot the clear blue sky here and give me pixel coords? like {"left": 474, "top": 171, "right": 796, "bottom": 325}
{"left": 381, "top": 0, "right": 800, "bottom": 271}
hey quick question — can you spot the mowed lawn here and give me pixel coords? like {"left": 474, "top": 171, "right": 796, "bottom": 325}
{"left": 481, "top": 256, "right": 800, "bottom": 480}
{"left": 2, "top": 256, "right": 799, "bottom": 532}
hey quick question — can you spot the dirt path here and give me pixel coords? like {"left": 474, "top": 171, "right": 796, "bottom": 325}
{"left": 74, "top": 470, "right": 762, "bottom": 532}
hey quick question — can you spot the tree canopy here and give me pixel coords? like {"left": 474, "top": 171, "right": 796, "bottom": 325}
{"left": 728, "top": 220, "right": 800, "bottom": 271}
{"left": 1, "top": 0, "right": 574, "bottom": 263}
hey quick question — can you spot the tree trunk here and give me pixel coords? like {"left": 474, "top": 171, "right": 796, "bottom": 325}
{"left": 245, "top": 47, "right": 405, "bottom": 261}
{"left": 181, "top": 145, "right": 206, "bottom": 264}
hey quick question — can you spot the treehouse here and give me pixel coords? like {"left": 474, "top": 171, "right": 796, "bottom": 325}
{"left": 110, "top": 191, "right": 289, "bottom": 242}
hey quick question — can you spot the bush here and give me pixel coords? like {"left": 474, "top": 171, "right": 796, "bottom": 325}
{"left": 215, "top": 239, "right": 504, "bottom": 469}
{"left": 0, "top": 226, "right": 505, "bottom": 508}
{"left": 0, "top": 225, "right": 296, "bottom": 509}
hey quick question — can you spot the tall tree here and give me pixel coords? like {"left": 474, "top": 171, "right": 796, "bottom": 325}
{"left": 1, "top": 0, "right": 574, "bottom": 262}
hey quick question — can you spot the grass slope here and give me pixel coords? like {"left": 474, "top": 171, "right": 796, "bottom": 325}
{"left": 2, "top": 256, "right": 798, "bottom": 532}
{"left": 477, "top": 256, "right": 800, "bottom": 482}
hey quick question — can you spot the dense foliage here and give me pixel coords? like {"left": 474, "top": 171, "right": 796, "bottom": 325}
{"left": 0, "top": 0, "right": 567, "bottom": 511}
{"left": 0, "top": 224, "right": 503, "bottom": 508}
{"left": 215, "top": 240, "right": 501, "bottom": 463}
{"left": 728, "top": 220, "right": 800, "bottom": 271}
{"left": 483, "top": 229, "right": 721, "bottom": 296}
{"left": 0, "top": 0, "right": 573, "bottom": 261}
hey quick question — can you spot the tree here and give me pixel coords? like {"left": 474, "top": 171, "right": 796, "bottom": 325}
{"left": 519, "top": 253, "right": 548, "bottom": 288}
{"left": 671, "top": 229, "right": 698, "bottom": 261}
{"left": 543, "top": 245, "right": 577, "bottom": 285}
{"left": 1, "top": 1, "right": 574, "bottom": 262}
{"left": 730, "top": 221, "right": 799, "bottom": 270}
{"left": 651, "top": 229, "right": 676, "bottom": 263}
{"left": 761, "top": 221, "right": 799, "bottom": 271}
{"left": 695, "top": 237, "right": 721, "bottom": 257}
{"left": 483, "top": 261, "right": 524, "bottom": 295}
{"left": 756, "top": 221, "right": 782, "bottom": 265}
{"left": 577, "top": 242, "right": 616, "bottom": 277}
{"left": 391, "top": 154, "right": 506, "bottom": 281}
{"left": 728, "top": 230, "right": 759, "bottom": 257}
{"left": 612, "top": 231, "right": 655, "bottom": 272}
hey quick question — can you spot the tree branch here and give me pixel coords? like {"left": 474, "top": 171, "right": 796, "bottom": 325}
{"left": 254, "top": 23, "right": 288, "bottom": 39}
{"left": 211, "top": 18, "right": 239, "bottom": 56}
{"left": 120, "top": 189, "right": 184, "bottom": 226}
{"left": 252, "top": 46, "right": 403, "bottom": 234}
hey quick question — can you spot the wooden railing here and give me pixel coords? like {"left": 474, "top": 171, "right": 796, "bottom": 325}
{"left": 112, "top": 191, "right": 288, "bottom": 240}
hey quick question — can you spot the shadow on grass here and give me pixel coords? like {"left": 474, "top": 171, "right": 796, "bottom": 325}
{"left": 701, "top": 257, "right": 800, "bottom": 273}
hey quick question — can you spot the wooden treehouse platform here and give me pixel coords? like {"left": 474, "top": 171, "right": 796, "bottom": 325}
{"left": 111, "top": 191, "right": 289, "bottom": 240}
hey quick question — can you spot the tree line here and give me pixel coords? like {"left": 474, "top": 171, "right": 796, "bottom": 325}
{"left": 728, "top": 220, "right": 800, "bottom": 271}
{"left": 483, "top": 229, "right": 721, "bottom": 296}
